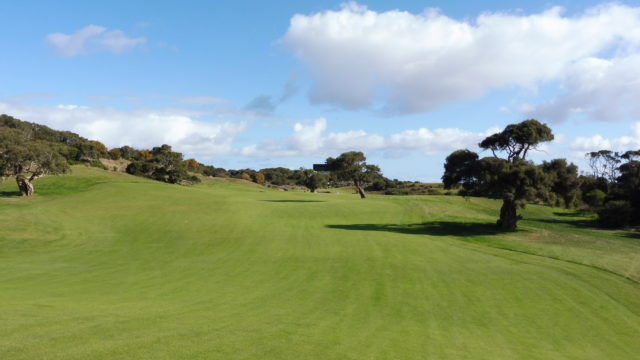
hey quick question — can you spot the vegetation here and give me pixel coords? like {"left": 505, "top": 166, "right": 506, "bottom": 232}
{"left": 1, "top": 166, "right": 639, "bottom": 359}
{"left": 302, "top": 169, "right": 326, "bottom": 192}
{"left": 2, "top": 114, "right": 639, "bottom": 229}
{"left": 588, "top": 150, "right": 640, "bottom": 227}
{"left": 443, "top": 119, "right": 555, "bottom": 230}
{"left": 326, "top": 151, "right": 381, "bottom": 198}
{"left": 126, "top": 144, "right": 199, "bottom": 184}
{"left": 0, "top": 127, "right": 70, "bottom": 195}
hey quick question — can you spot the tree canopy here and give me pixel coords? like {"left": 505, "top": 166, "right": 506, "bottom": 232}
{"left": 444, "top": 119, "right": 554, "bottom": 230}
{"left": 326, "top": 151, "right": 381, "bottom": 198}
{"left": 0, "top": 127, "right": 70, "bottom": 195}
{"left": 479, "top": 119, "right": 553, "bottom": 161}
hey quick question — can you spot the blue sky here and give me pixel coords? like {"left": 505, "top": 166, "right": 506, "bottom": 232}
{"left": 2, "top": 0, "right": 640, "bottom": 181}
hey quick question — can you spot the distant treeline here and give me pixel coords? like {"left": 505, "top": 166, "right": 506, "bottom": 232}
{"left": 1, "top": 114, "right": 638, "bottom": 229}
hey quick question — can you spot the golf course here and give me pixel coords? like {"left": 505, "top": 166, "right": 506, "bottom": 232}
{"left": 1, "top": 166, "right": 639, "bottom": 359}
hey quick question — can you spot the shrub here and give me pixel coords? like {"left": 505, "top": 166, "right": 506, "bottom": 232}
{"left": 108, "top": 148, "right": 122, "bottom": 160}
{"left": 584, "top": 189, "right": 606, "bottom": 208}
{"left": 597, "top": 200, "right": 632, "bottom": 228}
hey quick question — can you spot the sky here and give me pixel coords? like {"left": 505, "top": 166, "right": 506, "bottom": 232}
{"left": 2, "top": 0, "right": 640, "bottom": 181}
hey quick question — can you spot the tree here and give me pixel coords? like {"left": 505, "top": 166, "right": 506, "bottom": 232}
{"left": 0, "top": 128, "right": 69, "bottom": 196}
{"left": 442, "top": 149, "right": 480, "bottom": 192}
{"left": 539, "top": 159, "right": 580, "bottom": 208}
{"left": 301, "top": 169, "right": 326, "bottom": 192}
{"left": 108, "top": 148, "right": 122, "bottom": 160}
{"left": 479, "top": 119, "right": 554, "bottom": 161}
{"left": 254, "top": 172, "right": 266, "bottom": 185}
{"left": 184, "top": 158, "right": 200, "bottom": 172}
{"left": 443, "top": 119, "right": 553, "bottom": 230}
{"left": 587, "top": 150, "right": 620, "bottom": 183}
{"left": 598, "top": 155, "right": 640, "bottom": 227}
{"left": 326, "top": 151, "right": 381, "bottom": 198}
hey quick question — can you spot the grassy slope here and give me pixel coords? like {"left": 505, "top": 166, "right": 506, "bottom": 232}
{"left": 1, "top": 166, "right": 639, "bottom": 359}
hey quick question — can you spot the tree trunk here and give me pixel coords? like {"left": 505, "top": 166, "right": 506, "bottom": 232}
{"left": 354, "top": 181, "right": 366, "bottom": 199}
{"left": 16, "top": 176, "right": 34, "bottom": 196}
{"left": 497, "top": 198, "right": 521, "bottom": 231}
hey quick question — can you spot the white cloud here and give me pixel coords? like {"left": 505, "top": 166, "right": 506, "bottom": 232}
{"left": 0, "top": 102, "right": 245, "bottom": 159}
{"left": 528, "top": 55, "right": 640, "bottom": 122}
{"left": 242, "top": 118, "right": 497, "bottom": 157}
{"left": 46, "top": 25, "right": 146, "bottom": 57}
{"left": 570, "top": 122, "right": 640, "bottom": 152}
{"left": 283, "top": 3, "right": 640, "bottom": 116}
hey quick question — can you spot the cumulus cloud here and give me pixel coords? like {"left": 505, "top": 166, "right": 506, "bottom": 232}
{"left": 283, "top": 2, "right": 640, "bottom": 116}
{"left": 0, "top": 102, "right": 245, "bottom": 159}
{"left": 242, "top": 118, "right": 497, "bottom": 157}
{"left": 46, "top": 25, "right": 146, "bottom": 57}
{"left": 528, "top": 55, "right": 640, "bottom": 122}
{"left": 570, "top": 122, "right": 640, "bottom": 152}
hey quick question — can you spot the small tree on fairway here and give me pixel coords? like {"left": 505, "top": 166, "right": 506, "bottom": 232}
{"left": 302, "top": 169, "right": 326, "bottom": 192}
{"left": 443, "top": 119, "right": 553, "bottom": 231}
{"left": 326, "top": 151, "right": 380, "bottom": 198}
{"left": 0, "top": 128, "right": 69, "bottom": 196}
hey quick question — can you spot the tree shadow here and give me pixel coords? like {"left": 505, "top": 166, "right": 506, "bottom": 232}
{"left": 0, "top": 190, "right": 21, "bottom": 197}
{"left": 552, "top": 210, "right": 592, "bottom": 217}
{"left": 619, "top": 230, "right": 640, "bottom": 240}
{"left": 326, "top": 221, "right": 508, "bottom": 237}
{"left": 262, "top": 200, "right": 326, "bottom": 203}
{"left": 531, "top": 218, "right": 599, "bottom": 228}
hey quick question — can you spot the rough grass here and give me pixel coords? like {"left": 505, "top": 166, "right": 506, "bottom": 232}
{"left": 0, "top": 166, "right": 639, "bottom": 359}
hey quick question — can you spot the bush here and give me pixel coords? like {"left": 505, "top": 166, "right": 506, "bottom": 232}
{"left": 384, "top": 189, "right": 410, "bottom": 195}
{"left": 584, "top": 189, "right": 606, "bottom": 208}
{"left": 108, "top": 148, "right": 122, "bottom": 160}
{"left": 87, "top": 160, "right": 108, "bottom": 170}
{"left": 597, "top": 200, "right": 632, "bottom": 228}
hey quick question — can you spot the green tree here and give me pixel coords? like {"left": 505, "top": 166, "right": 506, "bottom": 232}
{"left": 539, "top": 159, "right": 580, "bottom": 208}
{"left": 326, "top": 151, "right": 381, "bottom": 198}
{"left": 0, "top": 128, "right": 69, "bottom": 196}
{"left": 108, "top": 148, "right": 122, "bottom": 160}
{"left": 443, "top": 119, "right": 553, "bottom": 230}
{"left": 302, "top": 169, "right": 326, "bottom": 192}
{"left": 587, "top": 150, "right": 620, "bottom": 183}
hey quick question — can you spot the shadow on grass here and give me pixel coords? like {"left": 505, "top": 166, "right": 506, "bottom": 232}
{"left": 0, "top": 190, "right": 21, "bottom": 197}
{"left": 531, "top": 218, "right": 599, "bottom": 228}
{"left": 552, "top": 210, "right": 592, "bottom": 217}
{"left": 262, "top": 200, "right": 326, "bottom": 203}
{"left": 327, "top": 221, "right": 507, "bottom": 237}
{"left": 619, "top": 231, "right": 640, "bottom": 240}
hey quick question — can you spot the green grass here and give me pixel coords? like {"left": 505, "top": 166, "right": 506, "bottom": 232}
{"left": 1, "top": 166, "right": 639, "bottom": 359}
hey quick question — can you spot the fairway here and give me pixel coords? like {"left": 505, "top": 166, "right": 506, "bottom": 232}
{"left": 1, "top": 167, "right": 640, "bottom": 359}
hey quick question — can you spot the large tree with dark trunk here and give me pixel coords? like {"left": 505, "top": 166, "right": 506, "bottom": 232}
{"left": 0, "top": 128, "right": 70, "bottom": 196}
{"left": 326, "top": 151, "right": 380, "bottom": 198}
{"left": 443, "top": 119, "right": 553, "bottom": 231}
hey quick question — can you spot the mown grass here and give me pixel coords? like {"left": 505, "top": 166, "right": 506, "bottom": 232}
{"left": 0, "top": 166, "right": 639, "bottom": 359}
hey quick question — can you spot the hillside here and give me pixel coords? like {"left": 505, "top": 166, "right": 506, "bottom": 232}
{"left": 1, "top": 166, "right": 640, "bottom": 359}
